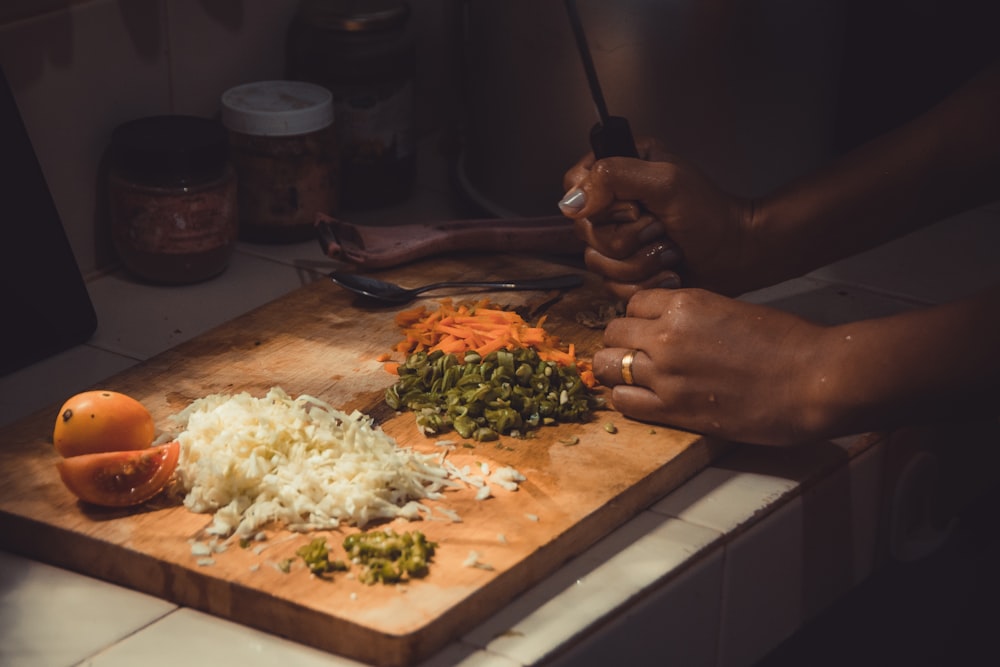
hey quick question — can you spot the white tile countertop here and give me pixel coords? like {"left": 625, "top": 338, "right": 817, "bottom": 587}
{"left": 2, "top": 156, "right": 1000, "bottom": 667}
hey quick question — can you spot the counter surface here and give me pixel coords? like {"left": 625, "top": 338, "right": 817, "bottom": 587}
{"left": 3, "top": 189, "right": 999, "bottom": 667}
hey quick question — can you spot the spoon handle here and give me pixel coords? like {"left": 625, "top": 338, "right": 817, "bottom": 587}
{"left": 415, "top": 273, "right": 584, "bottom": 295}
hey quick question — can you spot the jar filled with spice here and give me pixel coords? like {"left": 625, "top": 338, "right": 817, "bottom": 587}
{"left": 108, "top": 115, "right": 238, "bottom": 285}
{"left": 286, "top": 0, "right": 416, "bottom": 210}
{"left": 221, "top": 80, "right": 338, "bottom": 243}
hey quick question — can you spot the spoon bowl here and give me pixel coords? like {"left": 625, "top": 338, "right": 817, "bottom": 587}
{"left": 329, "top": 271, "right": 584, "bottom": 304}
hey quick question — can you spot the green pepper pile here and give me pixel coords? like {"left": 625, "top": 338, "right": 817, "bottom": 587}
{"left": 293, "top": 537, "right": 349, "bottom": 577}
{"left": 385, "top": 348, "right": 604, "bottom": 441}
{"left": 344, "top": 529, "right": 437, "bottom": 585}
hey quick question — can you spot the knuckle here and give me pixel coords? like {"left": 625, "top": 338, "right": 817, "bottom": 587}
{"left": 575, "top": 219, "right": 597, "bottom": 243}
{"left": 603, "top": 233, "right": 634, "bottom": 259}
{"left": 591, "top": 159, "right": 615, "bottom": 180}
{"left": 663, "top": 287, "right": 708, "bottom": 310}
{"left": 602, "top": 317, "right": 628, "bottom": 342}
{"left": 591, "top": 349, "right": 619, "bottom": 377}
{"left": 609, "top": 281, "right": 643, "bottom": 302}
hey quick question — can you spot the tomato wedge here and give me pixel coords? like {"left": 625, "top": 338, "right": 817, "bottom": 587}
{"left": 56, "top": 441, "right": 180, "bottom": 507}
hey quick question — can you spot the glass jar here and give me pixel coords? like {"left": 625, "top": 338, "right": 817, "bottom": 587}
{"left": 108, "top": 115, "right": 238, "bottom": 285}
{"left": 221, "top": 80, "right": 338, "bottom": 243}
{"left": 286, "top": 0, "right": 416, "bottom": 210}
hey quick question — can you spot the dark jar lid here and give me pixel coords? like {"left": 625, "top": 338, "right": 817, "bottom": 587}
{"left": 298, "top": 0, "right": 410, "bottom": 32}
{"left": 110, "top": 115, "right": 230, "bottom": 187}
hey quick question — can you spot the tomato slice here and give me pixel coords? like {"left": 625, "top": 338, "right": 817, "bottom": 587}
{"left": 56, "top": 441, "right": 180, "bottom": 507}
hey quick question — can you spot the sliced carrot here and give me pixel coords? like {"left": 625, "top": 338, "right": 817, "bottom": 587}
{"left": 474, "top": 335, "right": 509, "bottom": 357}
{"left": 385, "top": 299, "right": 598, "bottom": 386}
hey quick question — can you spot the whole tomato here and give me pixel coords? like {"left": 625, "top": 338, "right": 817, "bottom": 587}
{"left": 53, "top": 390, "right": 155, "bottom": 458}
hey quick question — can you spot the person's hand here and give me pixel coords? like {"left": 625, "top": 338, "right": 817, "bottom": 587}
{"left": 593, "top": 288, "right": 836, "bottom": 446}
{"left": 559, "top": 137, "right": 758, "bottom": 299}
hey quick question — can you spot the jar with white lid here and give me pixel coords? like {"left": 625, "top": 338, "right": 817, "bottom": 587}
{"left": 221, "top": 80, "right": 338, "bottom": 243}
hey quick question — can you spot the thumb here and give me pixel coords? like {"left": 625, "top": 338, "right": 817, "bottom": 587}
{"left": 558, "top": 157, "right": 673, "bottom": 220}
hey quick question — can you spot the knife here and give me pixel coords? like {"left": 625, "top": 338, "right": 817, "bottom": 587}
{"left": 563, "top": 2, "right": 687, "bottom": 285}
{"left": 564, "top": 0, "right": 639, "bottom": 159}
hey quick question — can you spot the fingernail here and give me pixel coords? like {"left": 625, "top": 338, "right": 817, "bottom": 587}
{"left": 558, "top": 189, "right": 586, "bottom": 212}
{"left": 637, "top": 221, "right": 666, "bottom": 244}
{"left": 609, "top": 203, "right": 641, "bottom": 223}
{"left": 644, "top": 242, "right": 680, "bottom": 267}
{"left": 657, "top": 273, "right": 682, "bottom": 289}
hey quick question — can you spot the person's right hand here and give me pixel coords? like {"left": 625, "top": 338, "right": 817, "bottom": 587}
{"left": 559, "top": 137, "right": 759, "bottom": 299}
{"left": 593, "top": 287, "right": 837, "bottom": 446}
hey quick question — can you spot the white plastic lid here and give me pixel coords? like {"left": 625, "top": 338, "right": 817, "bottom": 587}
{"left": 221, "top": 80, "right": 334, "bottom": 137}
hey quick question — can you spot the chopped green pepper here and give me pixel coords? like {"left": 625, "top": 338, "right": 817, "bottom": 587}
{"left": 295, "top": 537, "right": 348, "bottom": 577}
{"left": 343, "top": 529, "right": 437, "bottom": 585}
{"left": 386, "top": 348, "right": 605, "bottom": 440}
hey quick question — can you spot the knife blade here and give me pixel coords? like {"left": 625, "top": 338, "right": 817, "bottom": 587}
{"left": 564, "top": 0, "right": 639, "bottom": 159}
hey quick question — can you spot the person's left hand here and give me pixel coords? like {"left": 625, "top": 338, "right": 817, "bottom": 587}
{"left": 594, "top": 288, "right": 835, "bottom": 446}
{"left": 560, "top": 138, "right": 755, "bottom": 300}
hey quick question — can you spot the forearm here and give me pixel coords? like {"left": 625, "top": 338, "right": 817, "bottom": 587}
{"left": 751, "top": 59, "right": 1000, "bottom": 284}
{"left": 816, "top": 285, "right": 1000, "bottom": 438}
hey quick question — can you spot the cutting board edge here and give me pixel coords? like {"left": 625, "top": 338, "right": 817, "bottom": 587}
{"left": 0, "top": 259, "right": 736, "bottom": 666}
{"left": 0, "top": 434, "right": 731, "bottom": 667}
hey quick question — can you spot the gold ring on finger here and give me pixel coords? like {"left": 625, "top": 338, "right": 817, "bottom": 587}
{"left": 620, "top": 349, "right": 637, "bottom": 386}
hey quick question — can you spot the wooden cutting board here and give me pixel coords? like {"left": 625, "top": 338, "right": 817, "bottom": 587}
{"left": 0, "top": 254, "right": 728, "bottom": 666}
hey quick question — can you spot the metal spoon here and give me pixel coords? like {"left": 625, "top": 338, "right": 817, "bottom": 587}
{"left": 329, "top": 271, "right": 584, "bottom": 304}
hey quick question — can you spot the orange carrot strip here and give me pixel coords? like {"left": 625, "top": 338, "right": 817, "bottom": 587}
{"left": 385, "top": 298, "right": 598, "bottom": 385}
{"left": 475, "top": 336, "right": 509, "bottom": 356}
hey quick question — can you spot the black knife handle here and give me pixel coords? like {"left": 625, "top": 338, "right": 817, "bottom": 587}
{"left": 590, "top": 116, "right": 639, "bottom": 159}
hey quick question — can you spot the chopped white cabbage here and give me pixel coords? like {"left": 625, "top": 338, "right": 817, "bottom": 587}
{"left": 167, "top": 387, "right": 457, "bottom": 537}
{"left": 435, "top": 506, "right": 462, "bottom": 523}
{"left": 488, "top": 466, "right": 526, "bottom": 492}
{"left": 462, "top": 550, "right": 494, "bottom": 571}
{"left": 189, "top": 541, "right": 213, "bottom": 557}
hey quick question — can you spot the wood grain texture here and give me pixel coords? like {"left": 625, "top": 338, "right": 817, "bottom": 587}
{"left": 0, "top": 254, "right": 730, "bottom": 666}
